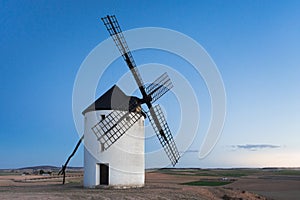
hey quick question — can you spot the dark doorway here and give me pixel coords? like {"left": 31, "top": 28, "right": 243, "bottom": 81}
{"left": 100, "top": 163, "right": 109, "bottom": 185}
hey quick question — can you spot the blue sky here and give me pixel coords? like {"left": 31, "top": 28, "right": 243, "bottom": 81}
{"left": 0, "top": 0, "right": 299, "bottom": 169}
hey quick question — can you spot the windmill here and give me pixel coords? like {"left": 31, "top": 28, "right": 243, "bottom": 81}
{"left": 60, "top": 15, "right": 180, "bottom": 188}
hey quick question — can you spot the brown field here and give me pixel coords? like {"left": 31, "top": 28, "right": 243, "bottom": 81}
{"left": 0, "top": 168, "right": 299, "bottom": 200}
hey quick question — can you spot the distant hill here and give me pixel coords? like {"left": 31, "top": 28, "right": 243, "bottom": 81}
{"left": 17, "top": 165, "right": 58, "bottom": 170}
{"left": 0, "top": 165, "right": 83, "bottom": 171}
{"left": 17, "top": 165, "right": 83, "bottom": 170}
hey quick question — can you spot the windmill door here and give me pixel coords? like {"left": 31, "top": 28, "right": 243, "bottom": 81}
{"left": 100, "top": 163, "right": 109, "bottom": 185}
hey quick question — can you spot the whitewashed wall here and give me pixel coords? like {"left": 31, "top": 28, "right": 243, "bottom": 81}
{"left": 83, "top": 110, "right": 145, "bottom": 188}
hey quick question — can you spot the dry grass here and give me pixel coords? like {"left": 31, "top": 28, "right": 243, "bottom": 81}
{"left": 0, "top": 169, "right": 299, "bottom": 199}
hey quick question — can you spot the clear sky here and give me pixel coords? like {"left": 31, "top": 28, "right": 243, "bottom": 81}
{"left": 1, "top": 0, "right": 299, "bottom": 169}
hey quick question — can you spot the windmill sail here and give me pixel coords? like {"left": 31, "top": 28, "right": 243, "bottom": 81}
{"left": 147, "top": 105, "right": 180, "bottom": 166}
{"left": 102, "top": 15, "right": 144, "bottom": 89}
{"left": 145, "top": 72, "right": 173, "bottom": 103}
{"left": 92, "top": 109, "right": 143, "bottom": 150}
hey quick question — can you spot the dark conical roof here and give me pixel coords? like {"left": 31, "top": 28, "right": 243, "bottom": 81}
{"left": 82, "top": 85, "right": 142, "bottom": 115}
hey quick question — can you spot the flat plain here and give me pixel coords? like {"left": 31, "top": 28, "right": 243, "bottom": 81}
{"left": 0, "top": 168, "right": 299, "bottom": 200}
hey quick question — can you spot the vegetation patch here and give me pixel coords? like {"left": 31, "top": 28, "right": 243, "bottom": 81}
{"left": 157, "top": 168, "right": 256, "bottom": 177}
{"left": 182, "top": 180, "right": 233, "bottom": 186}
{"left": 217, "top": 172, "right": 246, "bottom": 177}
{"left": 274, "top": 170, "right": 300, "bottom": 176}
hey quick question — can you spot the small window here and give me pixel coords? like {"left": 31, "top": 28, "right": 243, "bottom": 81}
{"left": 101, "top": 115, "right": 105, "bottom": 121}
{"left": 100, "top": 143, "right": 105, "bottom": 152}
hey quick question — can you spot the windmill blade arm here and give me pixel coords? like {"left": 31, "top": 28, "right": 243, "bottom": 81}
{"left": 145, "top": 73, "right": 173, "bottom": 103}
{"left": 101, "top": 15, "right": 129, "bottom": 55}
{"left": 123, "top": 52, "right": 144, "bottom": 88}
{"left": 101, "top": 15, "right": 145, "bottom": 89}
{"left": 147, "top": 105, "right": 180, "bottom": 166}
{"left": 92, "top": 109, "right": 142, "bottom": 150}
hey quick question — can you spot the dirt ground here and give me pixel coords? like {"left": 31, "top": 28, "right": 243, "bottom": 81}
{"left": 0, "top": 170, "right": 299, "bottom": 200}
{"left": 229, "top": 175, "right": 300, "bottom": 200}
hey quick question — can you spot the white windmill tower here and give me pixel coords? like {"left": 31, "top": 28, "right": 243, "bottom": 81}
{"left": 59, "top": 15, "right": 181, "bottom": 188}
{"left": 82, "top": 85, "right": 146, "bottom": 188}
